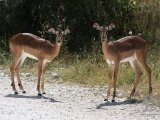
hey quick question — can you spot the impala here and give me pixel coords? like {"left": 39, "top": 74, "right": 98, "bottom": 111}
{"left": 9, "top": 27, "right": 70, "bottom": 95}
{"left": 93, "top": 23, "right": 152, "bottom": 102}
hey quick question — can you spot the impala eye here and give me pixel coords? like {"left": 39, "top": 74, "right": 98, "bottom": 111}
{"left": 55, "top": 31, "right": 59, "bottom": 35}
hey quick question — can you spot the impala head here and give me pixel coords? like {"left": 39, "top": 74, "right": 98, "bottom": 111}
{"left": 48, "top": 27, "right": 70, "bottom": 44}
{"left": 93, "top": 23, "right": 115, "bottom": 41}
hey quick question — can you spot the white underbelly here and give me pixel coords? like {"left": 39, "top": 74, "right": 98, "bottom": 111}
{"left": 106, "top": 55, "right": 136, "bottom": 65}
{"left": 23, "top": 52, "right": 38, "bottom": 60}
{"left": 120, "top": 55, "right": 136, "bottom": 63}
{"left": 22, "top": 51, "right": 51, "bottom": 63}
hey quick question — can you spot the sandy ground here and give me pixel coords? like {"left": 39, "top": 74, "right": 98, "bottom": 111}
{"left": 0, "top": 68, "right": 160, "bottom": 120}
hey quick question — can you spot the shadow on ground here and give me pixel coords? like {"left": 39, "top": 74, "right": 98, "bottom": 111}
{"left": 96, "top": 99, "right": 143, "bottom": 109}
{"left": 5, "top": 94, "right": 61, "bottom": 103}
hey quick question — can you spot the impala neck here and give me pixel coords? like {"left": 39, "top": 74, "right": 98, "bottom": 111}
{"left": 102, "top": 36, "right": 109, "bottom": 48}
{"left": 50, "top": 43, "right": 61, "bottom": 60}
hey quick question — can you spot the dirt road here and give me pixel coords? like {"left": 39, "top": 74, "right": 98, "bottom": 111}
{"left": 0, "top": 69, "right": 160, "bottom": 120}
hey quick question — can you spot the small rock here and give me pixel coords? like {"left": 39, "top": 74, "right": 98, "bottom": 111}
{"left": 0, "top": 73, "right": 5, "bottom": 77}
{"left": 26, "top": 73, "right": 31, "bottom": 77}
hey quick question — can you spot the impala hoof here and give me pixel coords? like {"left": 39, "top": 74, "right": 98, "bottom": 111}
{"left": 104, "top": 99, "right": 108, "bottom": 101}
{"left": 22, "top": 91, "right": 26, "bottom": 94}
{"left": 42, "top": 92, "right": 46, "bottom": 94}
{"left": 15, "top": 91, "right": 18, "bottom": 94}
{"left": 112, "top": 99, "right": 115, "bottom": 102}
{"left": 38, "top": 93, "right": 42, "bottom": 96}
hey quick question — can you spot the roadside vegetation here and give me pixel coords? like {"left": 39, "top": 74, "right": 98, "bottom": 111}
{"left": 2, "top": 43, "right": 160, "bottom": 106}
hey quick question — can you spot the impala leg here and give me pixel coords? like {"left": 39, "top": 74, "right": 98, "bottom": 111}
{"left": 105, "top": 64, "right": 114, "bottom": 101}
{"left": 138, "top": 59, "right": 152, "bottom": 96}
{"left": 129, "top": 60, "right": 142, "bottom": 98}
{"left": 10, "top": 57, "right": 21, "bottom": 94}
{"left": 37, "top": 60, "right": 43, "bottom": 96}
{"left": 112, "top": 62, "right": 119, "bottom": 102}
{"left": 143, "top": 63, "right": 152, "bottom": 95}
{"left": 15, "top": 56, "right": 26, "bottom": 93}
{"left": 136, "top": 50, "right": 152, "bottom": 96}
{"left": 41, "top": 61, "right": 47, "bottom": 94}
{"left": 10, "top": 62, "right": 17, "bottom": 94}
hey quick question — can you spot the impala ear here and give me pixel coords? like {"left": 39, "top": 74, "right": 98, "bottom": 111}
{"left": 62, "top": 28, "right": 70, "bottom": 35}
{"left": 108, "top": 23, "right": 115, "bottom": 30}
{"left": 128, "top": 31, "right": 133, "bottom": 36}
{"left": 48, "top": 28, "right": 56, "bottom": 34}
{"left": 93, "top": 23, "right": 101, "bottom": 30}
